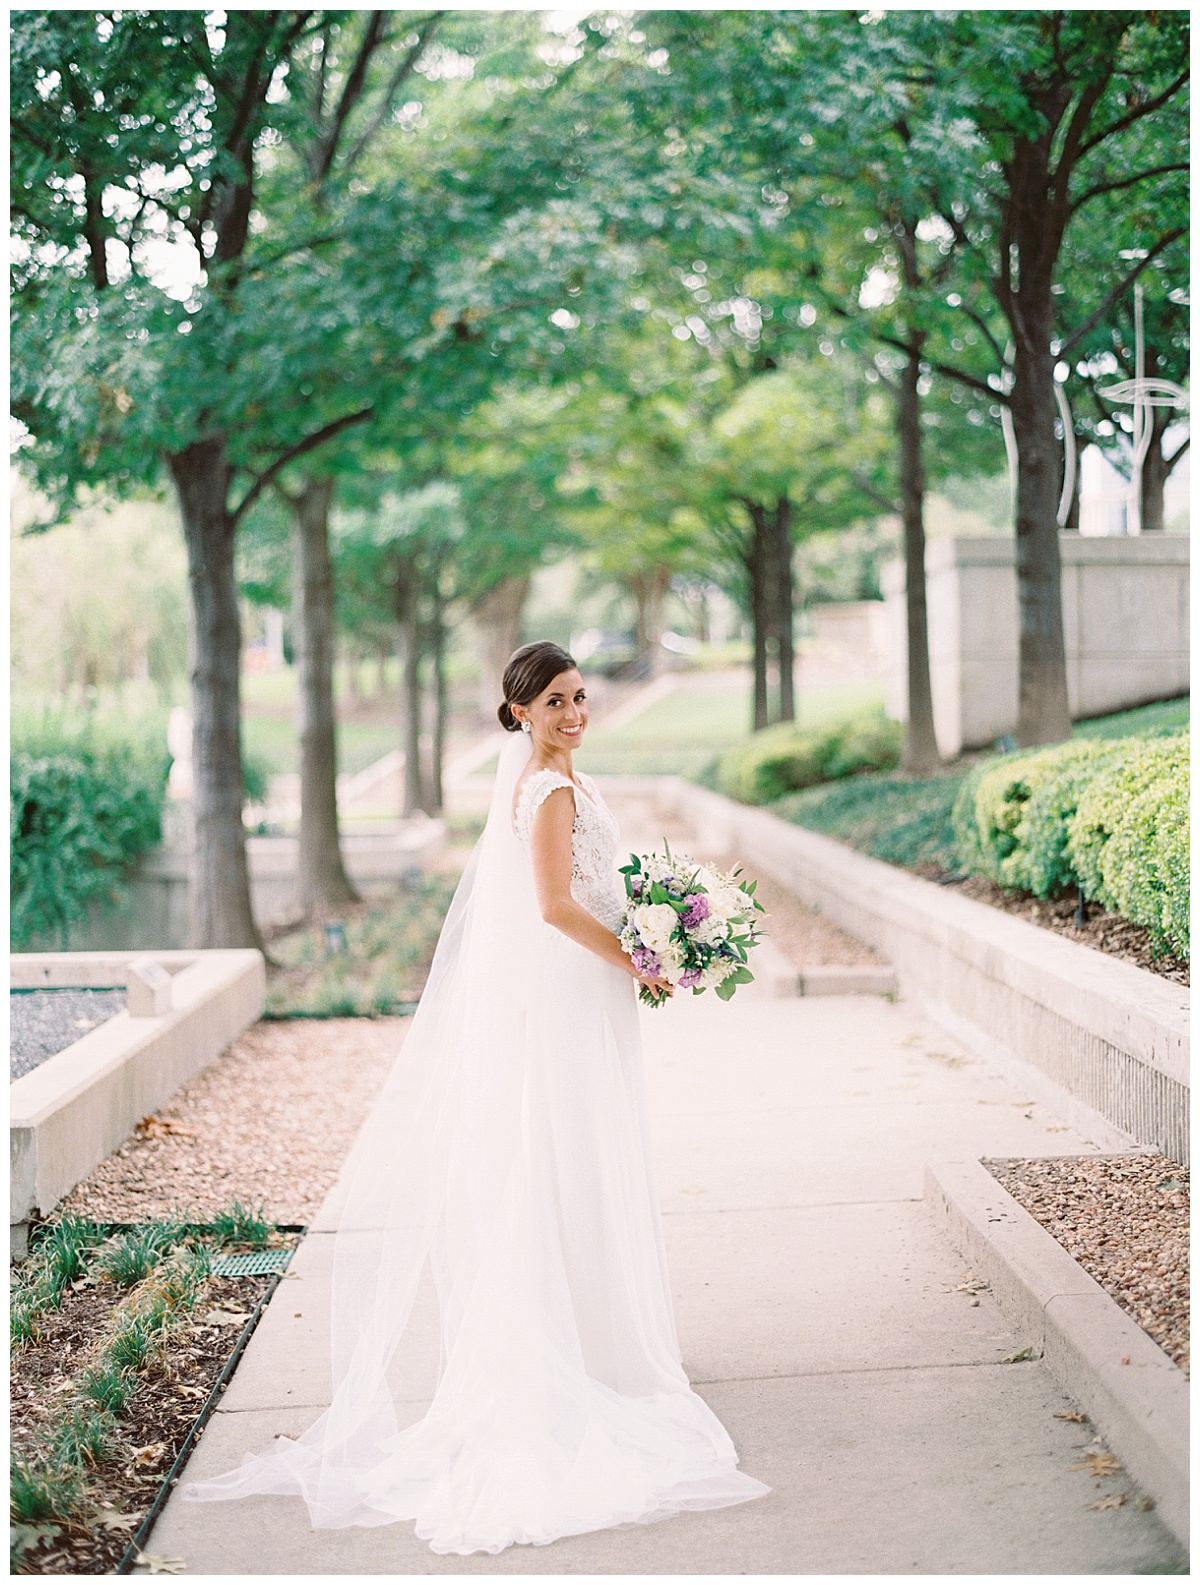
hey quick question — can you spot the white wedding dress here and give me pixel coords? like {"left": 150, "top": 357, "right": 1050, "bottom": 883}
{"left": 182, "top": 733, "right": 767, "bottom": 1555}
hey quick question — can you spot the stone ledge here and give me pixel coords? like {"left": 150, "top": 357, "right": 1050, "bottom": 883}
{"left": 10, "top": 949, "right": 265, "bottom": 1237}
{"left": 926, "top": 1157, "right": 1188, "bottom": 1549}
{"left": 655, "top": 780, "right": 1188, "bottom": 1161}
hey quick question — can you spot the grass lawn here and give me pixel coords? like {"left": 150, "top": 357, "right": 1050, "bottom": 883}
{"left": 577, "top": 677, "right": 885, "bottom": 778}
{"left": 772, "top": 694, "right": 1188, "bottom": 876}
{"left": 242, "top": 714, "right": 405, "bottom": 780}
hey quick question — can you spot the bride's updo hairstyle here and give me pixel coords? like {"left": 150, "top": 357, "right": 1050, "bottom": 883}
{"left": 498, "top": 641, "right": 578, "bottom": 732}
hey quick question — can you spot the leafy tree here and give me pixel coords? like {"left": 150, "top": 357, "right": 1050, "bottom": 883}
{"left": 938, "top": 10, "right": 1188, "bottom": 742}
{"left": 11, "top": 9, "right": 628, "bottom": 942}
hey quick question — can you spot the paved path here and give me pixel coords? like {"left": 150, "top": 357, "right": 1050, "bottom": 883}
{"left": 138, "top": 806, "right": 1185, "bottom": 1575}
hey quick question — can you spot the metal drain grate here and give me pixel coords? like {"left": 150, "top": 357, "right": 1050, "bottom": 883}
{"left": 210, "top": 1248, "right": 292, "bottom": 1277}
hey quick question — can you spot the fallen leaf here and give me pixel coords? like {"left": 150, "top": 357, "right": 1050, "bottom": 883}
{"left": 1072, "top": 1452, "right": 1123, "bottom": 1477}
{"left": 1120, "top": 1355, "right": 1131, "bottom": 1365}
{"left": 98, "top": 1508, "right": 140, "bottom": 1533}
{"left": 200, "top": 1310, "right": 251, "bottom": 1326}
{"left": 135, "top": 1116, "right": 199, "bottom": 1140}
{"left": 1054, "top": 1411, "right": 1088, "bottom": 1423}
{"left": 131, "top": 1442, "right": 168, "bottom": 1467}
{"left": 1087, "top": 1492, "right": 1126, "bottom": 1511}
{"left": 1001, "top": 1345, "right": 1037, "bottom": 1363}
{"left": 134, "top": 1550, "right": 186, "bottom": 1575}
{"left": 175, "top": 1384, "right": 206, "bottom": 1399}
{"left": 1135, "top": 1494, "right": 1156, "bottom": 1512}
{"left": 11, "top": 1521, "right": 62, "bottom": 1552}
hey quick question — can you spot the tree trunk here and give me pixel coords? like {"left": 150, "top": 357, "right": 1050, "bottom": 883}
{"left": 1000, "top": 135, "right": 1072, "bottom": 748}
{"left": 395, "top": 562, "right": 425, "bottom": 816}
{"left": 896, "top": 345, "right": 941, "bottom": 774}
{"left": 167, "top": 439, "right": 261, "bottom": 950}
{"left": 290, "top": 476, "right": 358, "bottom": 912}
{"left": 630, "top": 563, "right": 672, "bottom": 677}
{"left": 344, "top": 641, "right": 361, "bottom": 706}
{"left": 746, "top": 506, "right": 770, "bottom": 731}
{"left": 1010, "top": 329, "right": 1072, "bottom": 746}
{"left": 471, "top": 574, "right": 529, "bottom": 716}
{"left": 1141, "top": 420, "right": 1168, "bottom": 533}
{"left": 769, "top": 497, "right": 796, "bottom": 724}
{"left": 428, "top": 583, "right": 447, "bottom": 815}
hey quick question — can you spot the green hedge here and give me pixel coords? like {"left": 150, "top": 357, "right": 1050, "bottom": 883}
{"left": 715, "top": 709, "right": 902, "bottom": 806}
{"left": 11, "top": 714, "right": 170, "bottom": 950}
{"left": 952, "top": 734, "right": 1188, "bottom": 958}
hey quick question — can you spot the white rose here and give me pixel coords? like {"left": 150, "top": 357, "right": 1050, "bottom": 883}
{"left": 635, "top": 902, "right": 680, "bottom": 955}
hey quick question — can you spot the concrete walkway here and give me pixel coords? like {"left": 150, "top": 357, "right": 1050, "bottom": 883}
{"left": 138, "top": 828, "right": 1185, "bottom": 1573}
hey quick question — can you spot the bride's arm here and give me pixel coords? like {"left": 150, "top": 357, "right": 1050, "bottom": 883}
{"left": 529, "top": 787, "right": 673, "bottom": 996}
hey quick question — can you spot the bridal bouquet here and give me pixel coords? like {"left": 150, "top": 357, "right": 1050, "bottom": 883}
{"left": 618, "top": 846, "right": 765, "bottom": 1008}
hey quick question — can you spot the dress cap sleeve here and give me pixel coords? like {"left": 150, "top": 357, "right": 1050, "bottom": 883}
{"left": 514, "top": 769, "right": 577, "bottom": 842}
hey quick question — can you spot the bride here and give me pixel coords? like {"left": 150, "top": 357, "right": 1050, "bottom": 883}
{"left": 183, "top": 640, "right": 768, "bottom": 1555}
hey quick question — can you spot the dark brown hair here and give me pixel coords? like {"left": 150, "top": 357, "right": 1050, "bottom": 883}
{"left": 497, "top": 641, "right": 578, "bottom": 732}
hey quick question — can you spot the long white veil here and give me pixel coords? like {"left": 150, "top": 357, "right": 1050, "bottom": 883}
{"left": 183, "top": 728, "right": 537, "bottom": 1527}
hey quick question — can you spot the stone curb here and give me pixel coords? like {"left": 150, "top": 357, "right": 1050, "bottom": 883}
{"left": 925, "top": 1157, "right": 1189, "bottom": 1549}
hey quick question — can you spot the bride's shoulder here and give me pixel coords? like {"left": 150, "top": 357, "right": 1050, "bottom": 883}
{"left": 512, "top": 766, "right": 576, "bottom": 836}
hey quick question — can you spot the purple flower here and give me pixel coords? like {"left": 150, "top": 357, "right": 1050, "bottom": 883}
{"left": 630, "top": 875, "right": 643, "bottom": 896}
{"left": 679, "top": 966, "right": 702, "bottom": 989}
{"left": 632, "top": 947, "right": 661, "bottom": 976}
{"left": 681, "top": 893, "right": 709, "bottom": 929}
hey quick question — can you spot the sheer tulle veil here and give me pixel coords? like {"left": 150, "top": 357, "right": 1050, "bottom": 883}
{"left": 183, "top": 729, "right": 540, "bottom": 1526}
{"left": 183, "top": 727, "right": 768, "bottom": 1548}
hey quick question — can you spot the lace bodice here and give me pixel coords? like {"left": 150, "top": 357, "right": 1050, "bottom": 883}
{"left": 514, "top": 769, "right": 624, "bottom": 932}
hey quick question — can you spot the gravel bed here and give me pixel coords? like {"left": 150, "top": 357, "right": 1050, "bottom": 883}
{"left": 10, "top": 988, "right": 128, "bottom": 1081}
{"left": 986, "top": 1154, "right": 1189, "bottom": 1374}
{"left": 56, "top": 1018, "right": 406, "bottom": 1226}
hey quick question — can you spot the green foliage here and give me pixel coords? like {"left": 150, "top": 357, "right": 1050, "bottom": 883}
{"left": 1074, "top": 696, "right": 1190, "bottom": 741}
{"left": 10, "top": 711, "right": 169, "bottom": 949}
{"left": 210, "top": 1201, "right": 271, "bottom": 1250}
{"left": 952, "top": 734, "right": 1189, "bottom": 958}
{"left": 76, "top": 1364, "right": 131, "bottom": 1416}
{"left": 951, "top": 739, "right": 1124, "bottom": 894}
{"left": 106, "top": 1312, "right": 156, "bottom": 1374}
{"left": 775, "top": 772, "right": 967, "bottom": 875}
{"left": 10, "top": 1456, "right": 83, "bottom": 1526}
{"left": 95, "top": 1223, "right": 181, "bottom": 1290}
{"left": 716, "top": 710, "right": 902, "bottom": 805}
{"left": 266, "top": 875, "right": 458, "bottom": 1018}
{"left": 1068, "top": 737, "right": 1189, "bottom": 957}
{"left": 49, "top": 1408, "right": 116, "bottom": 1470}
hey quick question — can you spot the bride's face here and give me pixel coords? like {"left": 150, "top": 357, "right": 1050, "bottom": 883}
{"left": 518, "top": 668, "right": 588, "bottom": 750}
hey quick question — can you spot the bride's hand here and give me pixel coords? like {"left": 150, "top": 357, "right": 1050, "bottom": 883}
{"left": 636, "top": 972, "right": 674, "bottom": 999}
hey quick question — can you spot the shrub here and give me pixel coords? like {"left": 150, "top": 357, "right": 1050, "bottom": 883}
{"left": 952, "top": 733, "right": 1188, "bottom": 959}
{"left": 1068, "top": 736, "right": 1189, "bottom": 957}
{"left": 951, "top": 739, "right": 1123, "bottom": 894}
{"left": 10, "top": 711, "right": 169, "bottom": 948}
{"left": 716, "top": 709, "right": 902, "bottom": 806}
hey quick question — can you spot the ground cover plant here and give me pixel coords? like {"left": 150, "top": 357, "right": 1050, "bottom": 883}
{"left": 264, "top": 872, "right": 459, "bottom": 1017}
{"left": 10, "top": 1206, "right": 294, "bottom": 1575}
